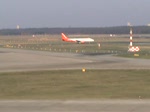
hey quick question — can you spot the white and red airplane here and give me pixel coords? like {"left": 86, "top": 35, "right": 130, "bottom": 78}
{"left": 61, "top": 33, "right": 94, "bottom": 44}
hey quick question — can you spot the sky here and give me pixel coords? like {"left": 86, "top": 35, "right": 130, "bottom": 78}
{"left": 0, "top": 0, "right": 150, "bottom": 29}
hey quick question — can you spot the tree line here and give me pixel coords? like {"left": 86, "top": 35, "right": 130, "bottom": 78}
{"left": 0, "top": 26, "right": 150, "bottom": 35}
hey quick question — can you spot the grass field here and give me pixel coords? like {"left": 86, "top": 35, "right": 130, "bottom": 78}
{"left": 0, "top": 70, "right": 150, "bottom": 100}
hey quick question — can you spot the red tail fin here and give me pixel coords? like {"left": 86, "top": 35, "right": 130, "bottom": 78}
{"left": 61, "top": 33, "right": 68, "bottom": 41}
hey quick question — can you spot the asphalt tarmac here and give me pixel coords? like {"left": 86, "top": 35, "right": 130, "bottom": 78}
{"left": 0, "top": 100, "right": 150, "bottom": 112}
{"left": 0, "top": 48, "right": 150, "bottom": 112}
{"left": 0, "top": 48, "right": 150, "bottom": 72}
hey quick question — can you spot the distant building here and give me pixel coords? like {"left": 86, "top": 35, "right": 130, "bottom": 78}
{"left": 147, "top": 24, "right": 150, "bottom": 26}
{"left": 16, "top": 25, "right": 20, "bottom": 29}
{"left": 127, "top": 22, "right": 132, "bottom": 26}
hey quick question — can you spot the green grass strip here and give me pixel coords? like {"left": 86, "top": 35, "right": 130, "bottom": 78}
{"left": 0, "top": 70, "right": 150, "bottom": 100}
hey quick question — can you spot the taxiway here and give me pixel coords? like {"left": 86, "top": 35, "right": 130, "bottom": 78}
{"left": 0, "top": 48, "right": 150, "bottom": 72}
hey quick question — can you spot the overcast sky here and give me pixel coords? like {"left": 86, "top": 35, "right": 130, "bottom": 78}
{"left": 0, "top": 0, "right": 150, "bottom": 29}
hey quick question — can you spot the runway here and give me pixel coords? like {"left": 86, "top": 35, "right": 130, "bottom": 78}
{"left": 0, "top": 48, "right": 150, "bottom": 72}
{"left": 0, "top": 100, "right": 150, "bottom": 112}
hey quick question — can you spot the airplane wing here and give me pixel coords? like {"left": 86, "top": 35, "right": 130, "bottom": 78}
{"left": 76, "top": 40, "right": 85, "bottom": 44}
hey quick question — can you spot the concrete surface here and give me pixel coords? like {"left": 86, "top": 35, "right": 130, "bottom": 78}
{"left": 0, "top": 48, "right": 150, "bottom": 72}
{"left": 0, "top": 100, "right": 150, "bottom": 112}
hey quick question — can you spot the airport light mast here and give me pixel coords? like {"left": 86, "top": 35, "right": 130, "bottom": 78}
{"left": 128, "top": 28, "right": 140, "bottom": 52}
